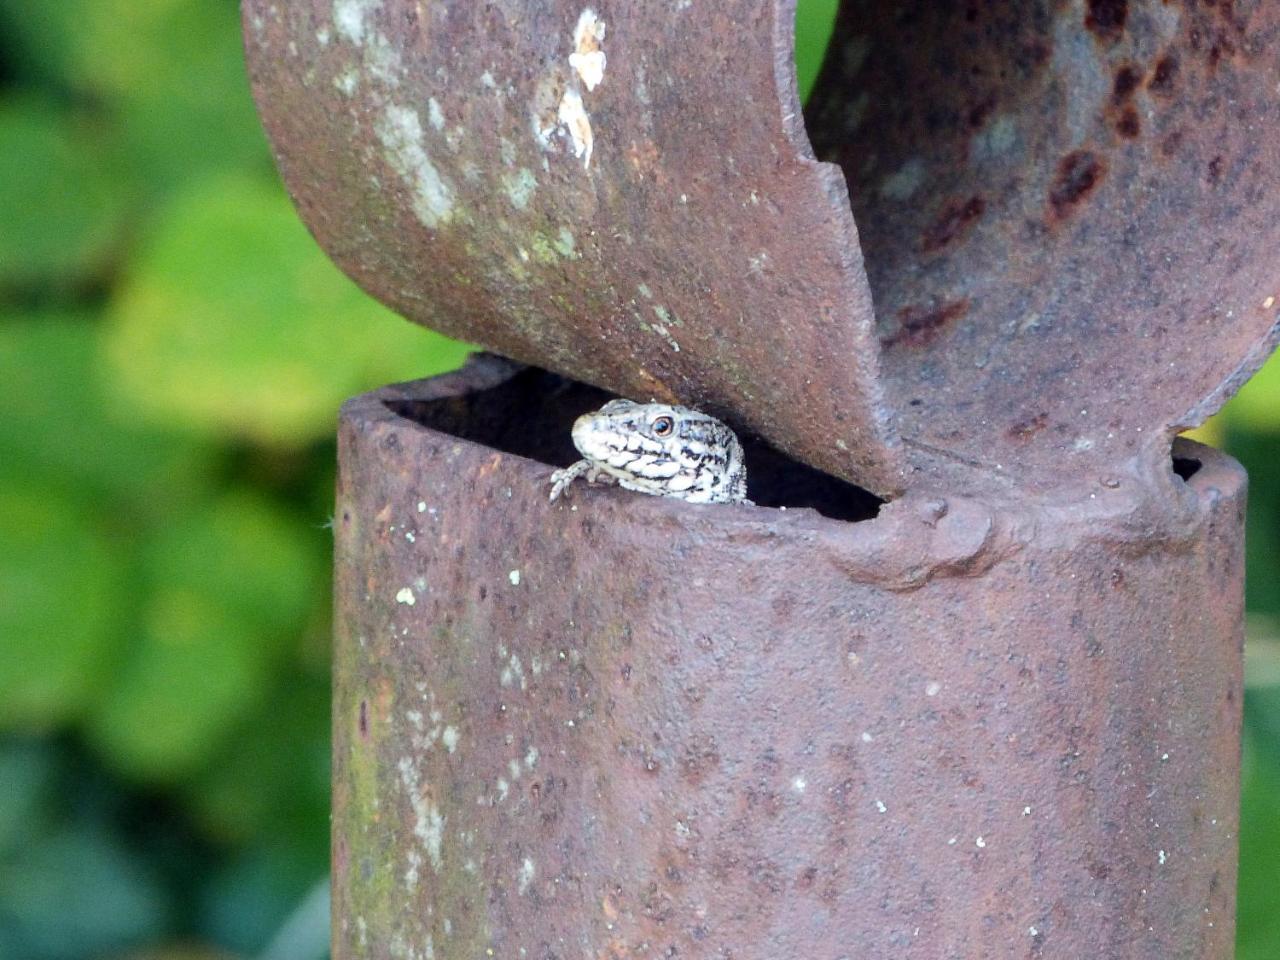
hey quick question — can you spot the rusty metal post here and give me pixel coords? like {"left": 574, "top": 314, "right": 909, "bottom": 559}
{"left": 331, "top": 360, "right": 1242, "bottom": 958}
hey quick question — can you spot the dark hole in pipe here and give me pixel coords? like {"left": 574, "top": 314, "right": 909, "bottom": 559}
{"left": 1172, "top": 456, "right": 1202, "bottom": 482}
{"left": 385, "top": 366, "right": 883, "bottom": 524}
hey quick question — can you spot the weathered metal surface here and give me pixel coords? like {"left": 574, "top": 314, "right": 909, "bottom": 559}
{"left": 806, "top": 0, "right": 1280, "bottom": 493}
{"left": 243, "top": 0, "right": 902, "bottom": 495}
{"left": 333, "top": 362, "right": 1243, "bottom": 959}
{"left": 246, "top": 0, "right": 1280, "bottom": 497}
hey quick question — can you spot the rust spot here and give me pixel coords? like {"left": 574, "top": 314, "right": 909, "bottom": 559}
{"left": 1116, "top": 107, "right": 1140, "bottom": 139}
{"left": 1112, "top": 65, "right": 1140, "bottom": 103}
{"left": 1049, "top": 151, "right": 1105, "bottom": 219}
{"left": 921, "top": 196, "right": 986, "bottom": 253}
{"left": 1148, "top": 55, "right": 1179, "bottom": 94}
{"left": 882, "top": 299, "right": 970, "bottom": 348}
{"left": 1085, "top": 0, "right": 1127, "bottom": 41}
{"left": 1007, "top": 412, "right": 1049, "bottom": 441}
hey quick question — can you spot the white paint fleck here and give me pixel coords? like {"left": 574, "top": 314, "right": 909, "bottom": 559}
{"left": 948, "top": 836, "right": 958, "bottom": 845}
{"left": 442, "top": 726, "right": 459, "bottom": 753}
{"left": 861, "top": 731, "right": 874, "bottom": 743}
{"left": 502, "top": 168, "right": 538, "bottom": 209}
{"left": 925, "top": 681, "right": 942, "bottom": 697}
{"left": 417, "top": 501, "right": 427, "bottom": 512}
{"left": 880, "top": 157, "right": 927, "bottom": 201}
{"left": 569, "top": 9, "right": 607, "bottom": 91}
{"left": 1160, "top": 752, "right": 1170, "bottom": 762}
{"left": 396, "top": 587, "right": 416, "bottom": 605}
{"left": 508, "top": 569, "right": 521, "bottom": 585}
{"left": 792, "top": 776, "right": 807, "bottom": 793}
{"left": 874, "top": 800, "right": 887, "bottom": 814}
{"left": 1158, "top": 849, "right": 1167, "bottom": 865}
{"left": 375, "top": 105, "right": 455, "bottom": 228}
{"left": 1029, "top": 927, "right": 1039, "bottom": 937}
{"left": 480, "top": 70, "right": 497, "bottom": 89}
{"left": 405, "top": 531, "right": 416, "bottom": 543}
{"left": 557, "top": 88, "right": 594, "bottom": 168}
{"left": 1023, "top": 806, "right": 1032, "bottom": 816}
{"left": 518, "top": 857, "right": 536, "bottom": 894}
{"left": 975, "top": 836, "right": 986, "bottom": 848}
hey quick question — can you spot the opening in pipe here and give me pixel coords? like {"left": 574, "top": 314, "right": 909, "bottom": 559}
{"left": 385, "top": 366, "right": 886, "bottom": 524}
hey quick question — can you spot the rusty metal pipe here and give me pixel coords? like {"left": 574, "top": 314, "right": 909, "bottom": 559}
{"left": 332, "top": 360, "right": 1242, "bottom": 959}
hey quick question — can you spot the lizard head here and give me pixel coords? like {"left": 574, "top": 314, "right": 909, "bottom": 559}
{"left": 569, "top": 400, "right": 748, "bottom": 503}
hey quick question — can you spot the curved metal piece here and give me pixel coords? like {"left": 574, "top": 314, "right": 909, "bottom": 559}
{"left": 244, "top": 1, "right": 1280, "bottom": 496}
{"left": 807, "top": 0, "right": 1280, "bottom": 491}
{"left": 243, "top": 0, "right": 904, "bottom": 494}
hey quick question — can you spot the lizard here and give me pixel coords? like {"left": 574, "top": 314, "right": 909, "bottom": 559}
{"left": 548, "top": 399, "right": 749, "bottom": 504}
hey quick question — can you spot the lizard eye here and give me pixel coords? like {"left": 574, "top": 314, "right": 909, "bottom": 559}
{"left": 652, "top": 415, "right": 675, "bottom": 437}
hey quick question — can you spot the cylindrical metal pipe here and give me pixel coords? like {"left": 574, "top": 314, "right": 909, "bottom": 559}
{"left": 333, "top": 361, "right": 1242, "bottom": 959}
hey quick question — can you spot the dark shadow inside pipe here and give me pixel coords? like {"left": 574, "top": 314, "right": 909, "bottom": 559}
{"left": 1173, "top": 456, "right": 1202, "bottom": 482}
{"left": 385, "top": 366, "right": 883, "bottom": 523}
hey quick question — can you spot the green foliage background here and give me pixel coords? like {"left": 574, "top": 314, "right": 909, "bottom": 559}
{"left": 0, "top": 0, "right": 1276, "bottom": 957}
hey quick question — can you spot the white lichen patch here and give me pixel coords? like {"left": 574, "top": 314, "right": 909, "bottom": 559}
{"left": 925, "top": 681, "right": 941, "bottom": 697}
{"left": 441, "top": 725, "right": 460, "bottom": 753}
{"left": 517, "top": 857, "right": 536, "bottom": 894}
{"left": 333, "top": 0, "right": 380, "bottom": 44}
{"left": 396, "top": 587, "right": 416, "bottom": 605}
{"left": 398, "top": 757, "right": 445, "bottom": 871}
{"left": 553, "top": 227, "right": 577, "bottom": 258}
{"left": 502, "top": 168, "right": 538, "bottom": 209}
{"left": 500, "top": 654, "right": 526, "bottom": 690}
{"left": 557, "top": 88, "right": 594, "bottom": 168}
{"left": 335, "top": 69, "right": 360, "bottom": 97}
{"left": 375, "top": 105, "right": 455, "bottom": 227}
{"left": 569, "top": 9, "right": 606, "bottom": 91}
{"left": 880, "top": 157, "right": 927, "bottom": 201}
{"left": 524, "top": 746, "right": 539, "bottom": 769}
{"left": 427, "top": 97, "right": 446, "bottom": 131}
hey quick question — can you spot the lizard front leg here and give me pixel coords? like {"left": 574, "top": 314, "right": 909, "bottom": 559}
{"left": 549, "top": 461, "right": 618, "bottom": 501}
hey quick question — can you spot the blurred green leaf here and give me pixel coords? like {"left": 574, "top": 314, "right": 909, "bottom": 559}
{"left": 1223, "top": 350, "right": 1280, "bottom": 434}
{"left": 0, "top": 314, "right": 216, "bottom": 510}
{"left": 795, "top": 0, "right": 840, "bottom": 104}
{"left": 0, "top": 96, "right": 126, "bottom": 289}
{"left": 0, "top": 740, "right": 58, "bottom": 855}
{"left": 0, "top": 824, "right": 170, "bottom": 960}
{"left": 105, "top": 173, "right": 472, "bottom": 446}
{"left": 1239, "top": 711, "right": 1280, "bottom": 959}
{"left": 0, "top": 484, "right": 123, "bottom": 731}
{"left": 185, "top": 673, "right": 329, "bottom": 852}
{"left": 198, "top": 848, "right": 324, "bottom": 958}
{"left": 141, "top": 491, "right": 321, "bottom": 635}
{"left": 85, "top": 492, "right": 320, "bottom": 782}
{"left": 0, "top": 0, "right": 266, "bottom": 192}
